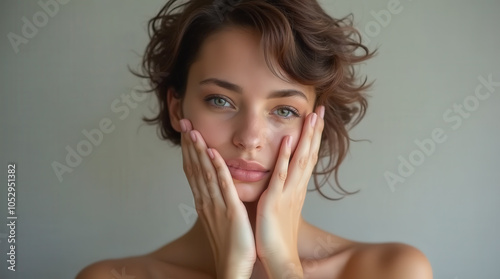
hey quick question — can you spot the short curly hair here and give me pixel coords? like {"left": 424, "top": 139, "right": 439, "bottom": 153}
{"left": 130, "top": 0, "right": 377, "bottom": 200}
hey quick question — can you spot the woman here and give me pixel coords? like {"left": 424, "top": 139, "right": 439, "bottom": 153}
{"left": 77, "top": 0, "right": 433, "bottom": 278}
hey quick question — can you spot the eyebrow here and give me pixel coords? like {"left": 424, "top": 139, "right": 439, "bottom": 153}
{"left": 199, "top": 78, "right": 309, "bottom": 102}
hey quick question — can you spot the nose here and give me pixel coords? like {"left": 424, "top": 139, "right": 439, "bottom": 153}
{"left": 232, "top": 109, "right": 265, "bottom": 152}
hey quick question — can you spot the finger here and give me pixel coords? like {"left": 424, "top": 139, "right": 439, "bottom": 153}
{"left": 189, "top": 129, "right": 226, "bottom": 209}
{"left": 179, "top": 121, "right": 223, "bottom": 252}
{"left": 180, "top": 119, "right": 212, "bottom": 209}
{"left": 267, "top": 135, "right": 292, "bottom": 197}
{"left": 184, "top": 129, "right": 215, "bottom": 209}
{"left": 180, "top": 120, "right": 201, "bottom": 201}
{"left": 208, "top": 148, "right": 243, "bottom": 211}
{"left": 308, "top": 106, "right": 325, "bottom": 173}
{"left": 285, "top": 111, "right": 318, "bottom": 190}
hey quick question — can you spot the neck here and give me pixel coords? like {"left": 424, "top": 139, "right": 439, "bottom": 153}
{"left": 187, "top": 200, "right": 308, "bottom": 252}
{"left": 243, "top": 200, "right": 259, "bottom": 234}
{"left": 184, "top": 204, "right": 309, "bottom": 277}
{"left": 187, "top": 200, "right": 270, "bottom": 241}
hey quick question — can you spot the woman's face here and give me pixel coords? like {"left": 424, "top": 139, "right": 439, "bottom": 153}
{"left": 171, "top": 27, "right": 316, "bottom": 202}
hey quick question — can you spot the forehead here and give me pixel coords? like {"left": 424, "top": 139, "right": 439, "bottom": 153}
{"left": 188, "top": 26, "right": 315, "bottom": 99}
{"left": 197, "top": 27, "right": 262, "bottom": 68}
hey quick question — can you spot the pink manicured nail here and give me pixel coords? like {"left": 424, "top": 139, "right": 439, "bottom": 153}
{"left": 180, "top": 119, "right": 187, "bottom": 133}
{"left": 190, "top": 130, "right": 197, "bottom": 142}
{"left": 319, "top": 106, "right": 325, "bottom": 119}
{"left": 310, "top": 113, "right": 318, "bottom": 127}
{"left": 207, "top": 148, "right": 215, "bottom": 159}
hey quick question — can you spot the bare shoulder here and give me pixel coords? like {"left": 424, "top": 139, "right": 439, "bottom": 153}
{"left": 75, "top": 255, "right": 164, "bottom": 279}
{"left": 339, "top": 242, "right": 433, "bottom": 279}
{"left": 75, "top": 254, "right": 212, "bottom": 279}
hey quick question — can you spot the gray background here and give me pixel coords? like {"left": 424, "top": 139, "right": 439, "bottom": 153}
{"left": 1, "top": 0, "right": 499, "bottom": 278}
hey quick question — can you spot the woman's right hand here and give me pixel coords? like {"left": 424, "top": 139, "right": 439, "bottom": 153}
{"left": 179, "top": 118, "right": 256, "bottom": 279}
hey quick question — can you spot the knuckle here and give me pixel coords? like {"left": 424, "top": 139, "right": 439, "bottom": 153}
{"left": 299, "top": 156, "right": 308, "bottom": 170}
{"left": 214, "top": 162, "right": 225, "bottom": 173}
{"left": 200, "top": 189, "right": 211, "bottom": 199}
{"left": 183, "top": 163, "right": 193, "bottom": 177}
{"left": 194, "top": 197, "right": 204, "bottom": 210}
{"left": 278, "top": 171, "right": 287, "bottom": 182}
{"left": 208, "top": 187, "right": 219, "bottom": 199}
{"left": 195, "top": 197, "right": 210, "bottom": 211}
{"left": 192, "top": 164, "right": 201, "bottom": 176}
{"left": 205, "top": 171, "right": 214, "bottom": 183}
{"left": 194, "top": 144, "right": 204, "bottom": 155}
{"left": 220, "top": 179, "right": 228, "bottom": 191}
{"left": 311, "top": 152, "right": 319, "bottom": 164}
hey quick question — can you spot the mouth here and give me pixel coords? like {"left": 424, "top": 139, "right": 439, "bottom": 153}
{"left": 227, "top": 166, "right": 269, "bottom": 182}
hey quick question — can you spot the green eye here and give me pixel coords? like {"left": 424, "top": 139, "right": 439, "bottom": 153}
{"left": 274, "top": 106, "right": 300, "bottom": 119}
{"left": 205, "top": 96, "right": 232, "bottom": 108}
{"left": 276, "top": 108, "right": 292, "bottom": 117}
{"left": 213, "top": 97, "right": 227, "bottom": 106}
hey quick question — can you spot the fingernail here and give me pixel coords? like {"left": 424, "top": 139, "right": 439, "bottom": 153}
{"left": 310, "top": 113, "right": 318, "bottom": 127}
{"left": 287, "top": 136, "right": 292, "bottom": 148}
{"left": 180, "top": 119, "right": 187, "bottom": 133}
{"left": 207, "top": 148, "right": 215, "bottom": 159}
{"left": 190, "top": 130, "right": 197, "bottom": 142}
{"left": 319, "top": 106, "right": 325, "bottom": 119}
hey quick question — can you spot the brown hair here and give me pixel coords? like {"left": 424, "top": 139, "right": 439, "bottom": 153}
{"left": 130, "top": 0, "right": 377, "bottom": 200}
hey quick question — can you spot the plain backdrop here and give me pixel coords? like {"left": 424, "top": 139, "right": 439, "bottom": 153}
{"left": 1, "top": 0, "right": 499, "bottom": 278}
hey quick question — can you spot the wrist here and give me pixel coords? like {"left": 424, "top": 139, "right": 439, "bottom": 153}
{"left": 218, "top": 269, "right": 251, "bottom": 279}
{"left": 261, "top": 255, "right": 303, "bottom": 279}
{"left": 217, "top": 260, "right": 254, "bottom": 279}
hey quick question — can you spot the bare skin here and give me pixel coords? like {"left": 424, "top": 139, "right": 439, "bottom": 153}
{"left": 76, "top": 220, "right": 432, "bottom": 279}
{"left": 76, "top": 26, "right": 433, "bottom": 279}
{"left": 145, "top": 217, "right": 359, "bottom": 279}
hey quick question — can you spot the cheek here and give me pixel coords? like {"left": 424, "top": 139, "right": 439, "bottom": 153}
{"left": 183, "top": 102, "right": 222, "bottom": 146}
{"left": 273, "top": 124, "right": 304, "bottom": 154}
{"left": 191, "top": 117, "right": 229, "bottom": 147}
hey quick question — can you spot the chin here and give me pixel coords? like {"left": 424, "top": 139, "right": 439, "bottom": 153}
{"left": 234, "top": 181, "right": 266, "bottom": 202}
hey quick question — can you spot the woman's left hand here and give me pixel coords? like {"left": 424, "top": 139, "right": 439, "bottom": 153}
{"left": 255, "top": 105, "right": 325, "bottom": 278}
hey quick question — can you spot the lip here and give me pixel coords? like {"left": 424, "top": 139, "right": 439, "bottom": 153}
{"left": 225, "top": 158, "right": 269, "bottom": 182}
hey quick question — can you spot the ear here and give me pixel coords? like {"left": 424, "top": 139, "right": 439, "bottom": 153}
{"left": 167, "top": 87, "right": 183, "bottom": 132}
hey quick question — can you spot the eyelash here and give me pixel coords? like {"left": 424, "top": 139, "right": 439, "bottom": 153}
{"left": 203, "top": 95, "right": 301, "bottom": 119}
